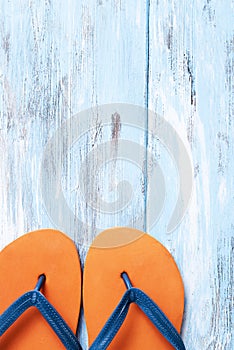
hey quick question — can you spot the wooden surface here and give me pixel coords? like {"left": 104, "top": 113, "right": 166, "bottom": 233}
{"left": 0, "top": 1, "right": 233, "bottom": 349}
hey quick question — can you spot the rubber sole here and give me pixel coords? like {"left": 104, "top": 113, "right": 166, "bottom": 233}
{"left": 0, "top": 229, "right": 81, "bottom": 349}
{"left": 83, "top": 227, "right": 184, "bottom": 349}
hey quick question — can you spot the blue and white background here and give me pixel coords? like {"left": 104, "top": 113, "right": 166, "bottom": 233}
{"left": 0, "top": 1, "right": 233, "bottom": 349}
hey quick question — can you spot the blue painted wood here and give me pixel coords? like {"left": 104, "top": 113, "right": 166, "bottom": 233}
{"left": 0, "top": 1, "right": 233, "bottom": 349}
{"left": 148, "top": 1, "right": 234, "bottom": 349}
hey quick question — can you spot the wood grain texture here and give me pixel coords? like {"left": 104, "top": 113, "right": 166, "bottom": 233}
{"left": 0, "top": 1, "right": 233, "bottom": 349}
{"left": 148, "top": 1, "right": 234, "bottom": 349}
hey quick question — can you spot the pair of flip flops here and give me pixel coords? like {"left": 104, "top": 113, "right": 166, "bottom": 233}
{"left": 0, "top": 228, "right": 186, "bottom": 349}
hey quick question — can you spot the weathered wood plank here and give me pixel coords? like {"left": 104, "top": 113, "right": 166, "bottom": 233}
{"left": 0, "top": 0, "right": 149, "bottom": 246}
{"left": 148, "top": 1, "right": 233, "bottom": 349}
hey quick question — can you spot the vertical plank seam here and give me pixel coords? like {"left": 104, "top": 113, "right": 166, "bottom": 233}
{"left": 144, "top": 0, "right": 150, "bottom": 231}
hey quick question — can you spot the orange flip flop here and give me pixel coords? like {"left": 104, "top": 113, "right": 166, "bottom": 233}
{"left": 0, "top": 229, "right": 82, "bottom": 349}
{"left": 83, "top": 227, "right": 186, "bottom": 350}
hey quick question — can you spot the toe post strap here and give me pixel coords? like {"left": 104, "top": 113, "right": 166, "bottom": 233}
{"left": 121, "top": 272, "right": 133, "bottom": 289}
{"left": 0, "top": 276, "right": 82, "bottom": 350}
{"left": 90, "top": 272, "right": 186, "bottom": 350}
{"left": 34, "top": 274, "right": 46, "bottom": 291}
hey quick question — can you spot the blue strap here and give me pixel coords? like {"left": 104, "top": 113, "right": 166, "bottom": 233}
{"left": 0, "top": 289, "right": 82, "bottom": 350}
{"left": 90, "top": 285, "right": 186, "bottom": 350}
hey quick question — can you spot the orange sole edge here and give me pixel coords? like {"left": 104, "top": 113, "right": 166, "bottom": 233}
{"left": 83, "top": 227, "right": 184, "bottom": 350}
{"left": 0, "top": 229, "right": 81, "bottom": 349}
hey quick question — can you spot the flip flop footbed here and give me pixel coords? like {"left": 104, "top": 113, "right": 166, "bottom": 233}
{"left": 0, "top": 229, "right": 81, "bottom": 349}
{"left": 83, "top": 227, "right": 184, "bottom": 350}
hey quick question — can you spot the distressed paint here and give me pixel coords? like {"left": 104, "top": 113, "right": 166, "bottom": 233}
{"left": 148, "top": 1, "right": 234, "bottom": 349}
{"left": 0, "top": 1, "right": 233, "bottom": 350}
